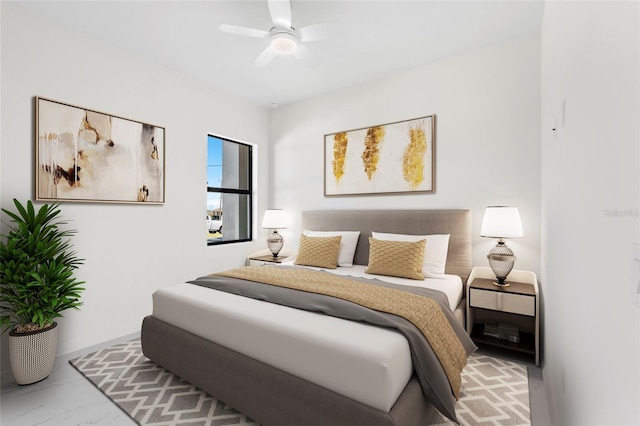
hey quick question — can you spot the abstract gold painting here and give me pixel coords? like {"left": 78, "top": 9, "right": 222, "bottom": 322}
{"left": 35, "top": 97, "right": 165, "bottom": 204}
{"left": 324, "top": 115, "right": 435, "bottom": 196}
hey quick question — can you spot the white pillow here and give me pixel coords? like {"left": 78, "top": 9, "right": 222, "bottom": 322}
{"left": 371, "top": 232, "right": 450, "bottom": 279}
{"left": 303, "top": 230, "right": 360, "bottom": 267}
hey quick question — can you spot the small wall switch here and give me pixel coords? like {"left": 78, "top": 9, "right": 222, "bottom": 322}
{"left": 632, "top": 244, "right": 639, "bottom": 308}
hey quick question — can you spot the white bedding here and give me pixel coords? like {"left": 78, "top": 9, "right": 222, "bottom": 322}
{"left": 153, "top": 282, "right": 412, "bottom": 412}
{"left": 152, "top": 265, "right": 463, "bottom": 412}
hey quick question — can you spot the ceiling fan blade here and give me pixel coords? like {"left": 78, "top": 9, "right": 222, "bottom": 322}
{"left": 292, "top": 43, "right": 320, "bottom": 66}
{"left": 253, "top": 46, "right": 278, "bottom": 67}
{"left": 268, "top": 0, "right": 292, "bottom": 29}
{"left": 298, "top": 21, "right": 342, "bottom": 42}
{"left": 219, "top": 24, "right": 269, "bottom": 39}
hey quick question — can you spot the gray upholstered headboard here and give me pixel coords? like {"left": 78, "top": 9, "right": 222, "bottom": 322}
{"left": 301, "top": 210, "right": 472, "bottom": 283}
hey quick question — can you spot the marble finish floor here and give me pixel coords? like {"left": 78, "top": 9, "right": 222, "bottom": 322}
{"left": 1, "top": 334, "right": 551, "bottom": 425}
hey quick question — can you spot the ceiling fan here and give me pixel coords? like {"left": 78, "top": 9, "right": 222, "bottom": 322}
{"left": 219, "top": 0, "right": 340, "bottom": 67}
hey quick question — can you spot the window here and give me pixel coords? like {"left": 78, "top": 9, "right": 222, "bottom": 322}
{"left": 207, "top": 135, "right": 252, "bottom": 245}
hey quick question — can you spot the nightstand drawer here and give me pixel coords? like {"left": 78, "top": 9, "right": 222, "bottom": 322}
{"left": 470, "top": 289, "right": 535, "bottom": 316}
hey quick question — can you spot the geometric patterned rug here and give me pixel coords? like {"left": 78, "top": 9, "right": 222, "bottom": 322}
{"left": 70, "top": 339, "right": 530, "bottom": 426}
{"left": 431, "top": 354, "right": 531, "bottom": 425}
{"left": 70, "top": 339, "right": 257, "bottom": 425}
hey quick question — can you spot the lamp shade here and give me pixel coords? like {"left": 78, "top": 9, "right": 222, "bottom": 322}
{"left": 480, "top": 206, "right": 523, "bottom": 239}
{"left": 262, "top": 209, "right": 288, "bottom": 229}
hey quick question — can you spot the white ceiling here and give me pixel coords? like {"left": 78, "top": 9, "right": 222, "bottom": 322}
{"left": 13, "top": 1, "right": 544, "bottom": 108}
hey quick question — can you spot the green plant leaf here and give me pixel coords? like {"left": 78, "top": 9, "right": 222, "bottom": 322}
{"left": 0, "top": 199, "right": 85, "bottom": 334}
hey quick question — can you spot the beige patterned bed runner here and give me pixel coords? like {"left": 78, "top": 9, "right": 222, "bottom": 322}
{"left": 213, "top": 266, "right": 467, "bottom": 398}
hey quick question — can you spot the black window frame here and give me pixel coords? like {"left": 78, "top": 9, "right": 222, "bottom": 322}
{"left": 207, "top": 135, "right": 253, "bottom": 246}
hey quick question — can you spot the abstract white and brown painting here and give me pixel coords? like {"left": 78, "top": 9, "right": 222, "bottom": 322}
{"left": 36, "top": 97, "right": 165, "bottom": 204}
{"left": 324, "top": 115, "right": 435, "bottom": 196}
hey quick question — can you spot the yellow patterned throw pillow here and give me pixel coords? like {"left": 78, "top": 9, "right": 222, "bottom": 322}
{"left": 294, "top": 234, "right": 342, "bottom": 269}
{"left": 365, "top": 237, "right": 426, "bottom": 280}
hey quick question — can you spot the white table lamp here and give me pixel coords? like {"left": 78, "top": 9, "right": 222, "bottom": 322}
{"left": 262, "top": 209, "right": 288, "bottom": 258}
{"left": 480, "top": 206, "right": 523, "bottom": 286}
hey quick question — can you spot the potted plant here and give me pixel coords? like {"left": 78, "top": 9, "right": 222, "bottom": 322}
{"left": 0, "top": 199, "right": 85, "bottom": 385}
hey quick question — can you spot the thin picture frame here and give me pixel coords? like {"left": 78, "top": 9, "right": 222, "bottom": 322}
{"left": 324, "top": 115, "right": 435, "bottom": 196}
{"left": 35, "top": 97, "right": 165, "bottom": 204}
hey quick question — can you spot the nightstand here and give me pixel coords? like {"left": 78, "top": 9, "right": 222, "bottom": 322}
{"left": 247, "top": 248, "right": 296, "bottom": 266}
{"left": 466, "top": 266, "right": 539, "bottom": 366}
{"left": 248, "top": 254, "right": 287, "bottom": 266}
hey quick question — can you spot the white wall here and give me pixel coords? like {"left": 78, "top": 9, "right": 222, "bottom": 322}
{"left": 269, "top": 35, "right": 541, "bottom": 275}
{"left": 541, "top": 2, "right": 640, "bottom": 424}
{"left": 0, "top": 3, "right": 269, "bottom": 376}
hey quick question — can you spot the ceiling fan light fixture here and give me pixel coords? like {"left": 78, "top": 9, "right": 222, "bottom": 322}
{"left": 271, "top": 32, "right": 298, "bottom": 55}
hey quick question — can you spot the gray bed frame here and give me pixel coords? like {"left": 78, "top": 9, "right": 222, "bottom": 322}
{"left": 142, "top": 209, "right": 471, "bottom": 426}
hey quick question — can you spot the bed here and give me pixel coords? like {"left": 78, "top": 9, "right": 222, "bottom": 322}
{"left": 141, "top": 209, "right": 474, "bottom": 426}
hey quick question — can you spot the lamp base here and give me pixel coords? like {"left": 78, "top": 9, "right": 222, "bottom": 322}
{"left": 267, "top": 230, "right": 284, "bottom": 258}
{"left": 487, "top": 240, "right": 516, "bottom": 287}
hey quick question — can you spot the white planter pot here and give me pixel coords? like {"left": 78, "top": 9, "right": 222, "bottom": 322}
{"left": 9, "top": 322, "right": 58, "bottom": 385}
